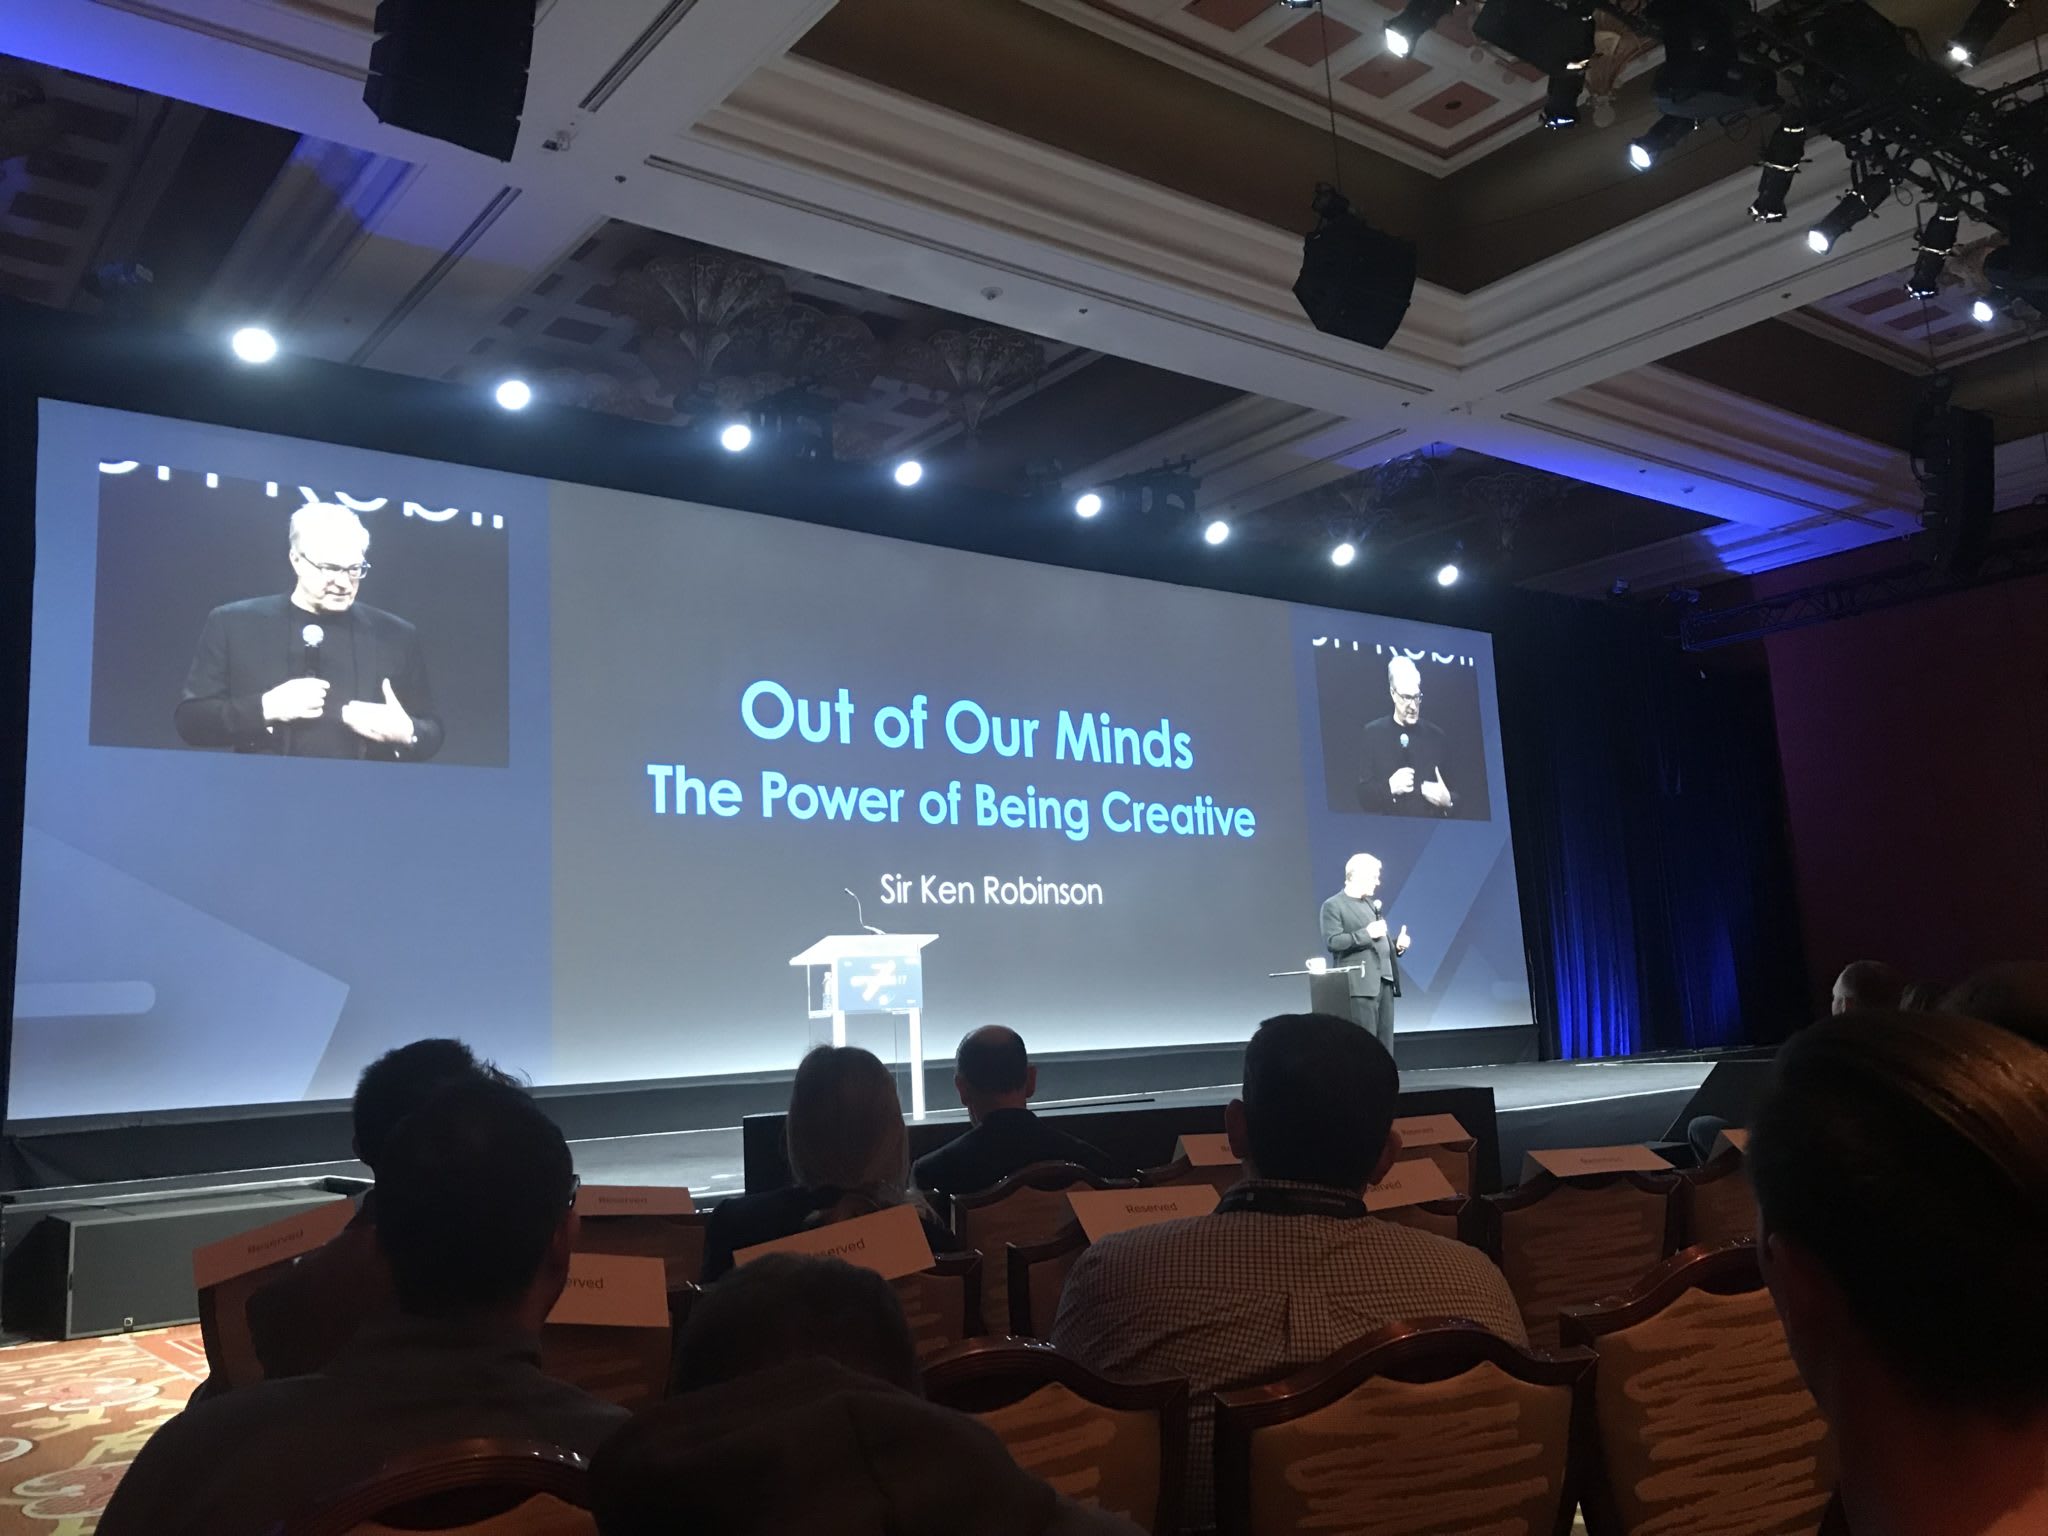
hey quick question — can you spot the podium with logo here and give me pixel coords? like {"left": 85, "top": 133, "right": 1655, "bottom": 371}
{"left": 789, "top": 934, "right": 939, "bottom": 1118}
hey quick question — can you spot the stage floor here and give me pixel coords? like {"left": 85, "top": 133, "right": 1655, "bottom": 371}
{"left": 565, "top": 1056, "right": 1716, "bottom": 1195}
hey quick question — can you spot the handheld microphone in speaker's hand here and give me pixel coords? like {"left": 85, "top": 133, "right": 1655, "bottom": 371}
{"left": 300, "top": 623, "right": 325, "bottom": 677}
{"left": 843, "top": 886, "right": 886, "bottom": 936}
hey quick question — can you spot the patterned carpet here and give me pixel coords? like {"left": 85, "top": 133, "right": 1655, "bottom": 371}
{"left": 0, "top": 1327, "right": 206, "bottom": 1534}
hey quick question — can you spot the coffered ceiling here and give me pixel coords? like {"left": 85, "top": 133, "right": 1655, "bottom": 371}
{"left": 6, "top": 0, "right": 2048, "bottom": 599}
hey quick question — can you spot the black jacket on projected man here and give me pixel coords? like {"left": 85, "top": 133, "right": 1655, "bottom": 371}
{"left": 1318, "top": 854, "right": 1408, "bottom": 1052}
{"left": 173, "top": 502, "right": 442, "bottom": 761}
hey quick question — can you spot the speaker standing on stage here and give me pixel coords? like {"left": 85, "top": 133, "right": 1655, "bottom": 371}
{"left": 173, "top": 502, "right": 442, "bottom": 760}
{"left": 1356, "top": 655, "right": 1453, "bottom": 815}
{"left": 1319, "top": 852, "right": 1410, "bottom": 1051}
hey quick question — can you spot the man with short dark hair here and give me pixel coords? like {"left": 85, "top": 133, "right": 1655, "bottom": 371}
{"left": 246, "top": 1038, "right": 503, "bottom": 1379}
{"left": 592, "top": 1255, "right": 1141, "bottom": 1536}
{"left": 1751, "top": 1012, "right": 2048, "bottom": 1535}
{"left": 100, "top": 1080, "right": 624, "bottom": 1536}
{"left": 1051, "top": 1014, "right": 1525, "bottom": 1525}
{"left": 911, "top": 1026, "right": 1126, "bottom": 1198}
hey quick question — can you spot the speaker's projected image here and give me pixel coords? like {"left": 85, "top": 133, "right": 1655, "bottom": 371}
{"left": 10, "top": 402, "right": 1531, "bottom": 1120}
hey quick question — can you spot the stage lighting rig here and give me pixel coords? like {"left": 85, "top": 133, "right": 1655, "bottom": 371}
{"left": 1474, "top": 0, "right": 1594, "bottom": 75}
{"left": 1386, "top": 0, "right": 1456, "bottom": 56}
{"left": 1949, "top": 0, "right": 2019, "bottom": 65}
{"left": 1629, "top": 114, "right": 1695, "bottom": 170}
{"left": 1906, "top": 208, "right": 1962, "bottom": 299}
{"left": 1748, "top": 120, "right": 1807, "bottom": 221}
{"left": 1807, "top": 165, "right": 1894, "bottom": 254}
{"left": 1066, "top": 460, "right": 1205, "bottom": 525}
{"left": 1542, "top": 69, "right": 1586, "bottom": 129}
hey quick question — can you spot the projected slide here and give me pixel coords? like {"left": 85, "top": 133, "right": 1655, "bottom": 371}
{"left": 10, "top": 402, "right": 1530, "bottom": 1119}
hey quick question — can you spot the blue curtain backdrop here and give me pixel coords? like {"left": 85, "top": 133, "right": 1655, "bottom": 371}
{"left": 1497, "top": 599, "right": 1806, "bottom": 1059}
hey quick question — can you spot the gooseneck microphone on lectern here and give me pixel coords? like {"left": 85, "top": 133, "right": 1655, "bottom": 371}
{"left": 843, "top": 886, "right": 886, "bottom": 936}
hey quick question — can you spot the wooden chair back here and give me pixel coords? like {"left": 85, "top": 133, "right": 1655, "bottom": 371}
{"left": 1213, "top": 1321, "right": 1594, "bottom": 1536}
{"left": 196, "top": 1255, "right": 303, "bottom": 1392}
{"left": 1407, "top": 1140, "right": 1479, "bottom": 1198}
{"left": 925, "top": 1339, "right": 1187, "bottom": 1535}
{"left": 571, "top": 1213, "right": 710, "bottom": 1290}
{"left": 893, "top": 1253, "right": 983, "bottom": 1362}
{"left": 1005, "top": 1221, "right": 1090, "bottom": 1337}
{"left": 952, "top": 1162, "right": 1133, "bottom": 1336}
{"left": 279, "top": 1440, "right": 592, "bottom": 1536}
{"left": 1677, "top": 1148, "right": 1758, "bottom": 1252}
{"left": 1138, "top": 1156, "right": 1244, "bottom": 1197}
{"left": 1477, "top": 1172, "right": 1680, "bottom": 1349}
{"left": 1560, "top": 1242, "right": 1836, "bottom": 1536}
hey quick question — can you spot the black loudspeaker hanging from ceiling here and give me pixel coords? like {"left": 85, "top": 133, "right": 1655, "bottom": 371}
{"left": 1293, "top": 184, "right": 1418, "bottom": 351}
{"left": 363, "top": 0, "right": 540, "bottom": 162}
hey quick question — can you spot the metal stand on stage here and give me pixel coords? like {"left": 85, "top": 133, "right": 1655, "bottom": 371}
{"left": 788, "top": 934, "right": 939, "bottom": 1118}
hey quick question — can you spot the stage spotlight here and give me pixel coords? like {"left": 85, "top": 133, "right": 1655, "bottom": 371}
{"left": 1436, "top": 561, "right": 1461, "bottom": 587}
{"left": 1806, "top": 174, "right": 1891, "bottom": 255}
{"left": 1628, "top": 114, "right": 1694, "bottom": 171}
{"left": 1474, "top": 0, "right": 1594, "bottom": 76}
{"left": 1972, "top": 297, "right": 1998, "bottom": 323}
{"left": 1074, "top": 491, "right": 1104, "bottom": 519}
{"left": 893, "top": 459, "right": 924, "bottom": 487}
{"left": 1748, "top": 121, "right": 1807, "bottom": 222}
{"left": 229, "top": 326, "right": 278, "bottom": 364}
{"left": 494, "top": 378, "right": 533, "bottom": 411}
{"left": 1331, "top": 541, "right": 1358, "bottom": 567}
{"left": 1203, "top": 519, "right": 1231, "bottom": 546}
{"left": 1541, "top": 70, "right": 1584, "bottom": 130}
{"left": 1948, "top": 0, "right": 2018, "bottom": 65}
{"left": 1906, "top": 208, "right": 1962, "bottom": 300}
{"left": 1386, "top": 0, "right": 1454, "bottom": 57}
{"left": 719, "top": 422, "right": 753, "bottom": 453}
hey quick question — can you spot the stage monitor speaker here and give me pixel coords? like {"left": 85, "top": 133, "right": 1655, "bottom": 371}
{"left": 1, "top": 1188, "right": 343, "bottom": 1340}
{"left": 364, "top": 0, "right": 538, "bottom": 162}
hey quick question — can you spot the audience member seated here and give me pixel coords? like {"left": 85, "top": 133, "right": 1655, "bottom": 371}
{"left": 1832, "top": 959, "right": 1905, "bottom": 1014}
{"left": 700, "top": 1046, "right": 954, "bottom": 1283}
{"left": 1750, "top": 1011, "right": 2048, "bottom": 1536}
{"left": 99, "top": 1079, "right": 626, "bottom": 1536}
{"left": 912, "top": 1026, "right": 1128, "bottom": 1200}
{"left": 1050, "top": 1012, "right": 1526, "bottom": 1526}
{"left": 1944, "top": 962, "right": 2048, "bottom": 1044}
{"left": 245, "top": 1038, "right": 505, "bottom": 1380}
{"left": 1898, "top": 979, "right": 1949, "bottom": 1013}
{"left": 591, "top": 1253, "right": 1141, "bottom": 1536}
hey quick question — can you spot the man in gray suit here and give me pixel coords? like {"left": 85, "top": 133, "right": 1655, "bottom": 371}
{"left": 1318, "top": 852, "right": 1411, "bottom": 1051}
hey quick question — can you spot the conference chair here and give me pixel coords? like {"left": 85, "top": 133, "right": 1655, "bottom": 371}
{"left": 1137, "top": 1155, "right": 1244, "bottom": 1197}
{"left": 952, "top": 1161, "right": 1136, "bottom": 1337}
{"left": 1675, "top": 1146, "right": 1759, "bottom": 1252}
{"left": 1005, "top": 1220, "right": 1090, "bottom": 1337}
{"left": 1560, "top": 1242, "right": 1836, "bottom": 1536}
{"left": 1371, "top": 1195, "right": 1472, "bottom": 1245}
{"left": 1405, "top": 1138, "right": 1480, "bottom": 1198}
{"left": 925, "top": 1338, "right": 1188, "bottom": 1535}
{"left": 570, "top": 1211, "right": 711, "bottom": 1290}
{"left": 279, "top": 1439, "right": 593, "bottom": 1536}
{"left": 1475, "top": 1171, "right": 1682, "bottom": 1350}
{"left": 893, "top": 1252, "right": 984, "bottom": 1361}
{"left": 1212, "top": 1320, "right": 1594, "bottom": 1536}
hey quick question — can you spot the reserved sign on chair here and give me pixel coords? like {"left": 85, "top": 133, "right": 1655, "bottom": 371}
{"left": 1068, "top": 1185, "right": 1219, "bottom": 1241}
{"left": 192, "top": 1198, "right": 356, "bottom": 1290}
{"left": 734, "top": 1203, "right": 937, "bottom": 1280}
{"left": 547, "top": 1252, "right": 670, "bottom": 1328}
{"left": 1391, "top": 1114, "right": 1472, "bottom": 1149}
{"left": 1522, "top": 1145, "right": 1673, "bottom": 1180}
{"left": 1365, "top": 1156, "right": 1459, "bottom": 1212}
{"left": 1174, "top": 1133, "right": 1238, "bottom": 1167}
{"left": 575, "top": 1184, "right": 696, "bottom": 1216}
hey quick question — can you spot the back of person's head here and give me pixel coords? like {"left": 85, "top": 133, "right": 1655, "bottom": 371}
{"left": 1898, "top": 979, "right": 1948, "bottom": 1014}
{"left": 374, "top": 1078, "right": 577, "bottom": 1320}
{"left": 352, "top": 1038, "right": 488, "bottom": 1172}
{"left": 954, "top": 1026, "right": 1030, "bottom": 1103}
{"left": 1750, "top": 1011, "right": 2048, "bottom": 1418}
{"left": 1832, "top": 960, "right": 1905, "bottom": 1014}
{"left": 1236, "top": 1013, "right": 1399, "bottom": 1190}
{"left": 785, "top": 1046, "right": 909, "bottom": 1196}
{"left": 674, "top": 1254, "right": 918, "bottom": 1393}
{"left": 1944, "top": 963, "right": 2048, "bottom": 1048}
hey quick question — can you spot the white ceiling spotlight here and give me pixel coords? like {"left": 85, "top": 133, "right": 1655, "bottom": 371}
{"left": 493, "top": 378, "right": 534, "bottom": 411}
{"left": 893, "top": 459, "right": 925, "bottom": 487}
{"left": 719, "top": 422, "right": 754, "bottom": 452}
{"left": 1972, "top": 297, "right": 1998, "bottom": 324}
{"left": 1436, "top": 561, "right": 1462, "bottom": 587}
{"left": 1074, "top": 491, "right": 1104, "bottom": 519}
{"left": 1331, "top": 541, "right": 1357, "bottom": 568}
{"left": 229, "top": 326, "right": 278, "bottom": 364}
{"left": 1203, "top": 519, "right": 1231, "bottom": 546}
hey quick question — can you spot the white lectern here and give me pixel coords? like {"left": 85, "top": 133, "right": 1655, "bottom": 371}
{"left": 788, "top": 934, "right": 939, "bottom": 1117}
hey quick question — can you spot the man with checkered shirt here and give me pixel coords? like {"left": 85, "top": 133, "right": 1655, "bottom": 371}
{"left": 1051, "top": 1013, "right": 1527, "bottom": 1527}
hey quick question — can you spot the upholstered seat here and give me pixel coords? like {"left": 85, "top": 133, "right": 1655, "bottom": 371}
{"left": 953, "top": 1162, "right": 1134, "bottom": 1337}
{"left": 925, "top": 1339, "right": 1187, "bottom": 1534}
{"left": 1213, "top": 1320, "right": 1594, "bottom": 1536}
{"left": 893, "top": 1253, "right": 984, "bottom": 1361}
{"left": 1678, "top": 1150, "right": 1759, "bottom": 1252}
{"left": 1562, "top": 1244, "right": 1836, "bottom": 1536}
{"left": 570, "top": 1213, "right": 710, "bottom": 1290}
{"left": 1480, "top": 1173, "right": 1679, "bottom": 1349}
{"left": 1006, "top": 1220, "right": 1090, "bottom": 1338}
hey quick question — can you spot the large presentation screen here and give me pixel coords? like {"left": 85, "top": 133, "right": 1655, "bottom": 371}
{"left": 10, "top": 402, "right": 1530, "bottom": 1120}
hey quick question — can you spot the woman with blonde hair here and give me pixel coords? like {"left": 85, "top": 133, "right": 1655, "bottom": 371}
{"left": 702, "top": 1047, "right": 951, "bottom": 1282}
